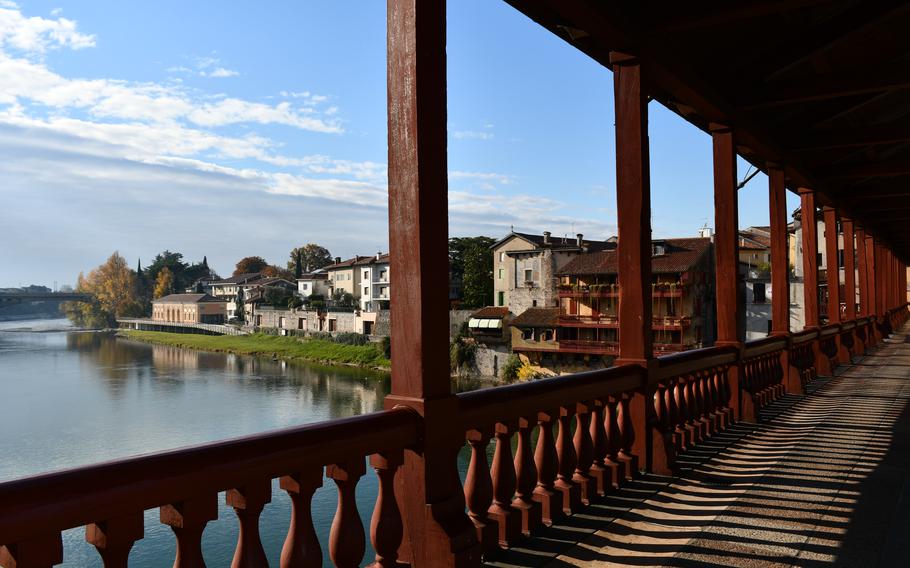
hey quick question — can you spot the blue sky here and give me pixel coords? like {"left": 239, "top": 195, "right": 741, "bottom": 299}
{"left": 0, "top": 1, "right": 798, "bottom": 287}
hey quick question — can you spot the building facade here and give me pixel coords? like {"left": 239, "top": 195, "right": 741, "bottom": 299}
{"left": 354, "top": 254, "right": 391, "bottom": 312}
{"left": 208, "top": 272, "right": 262, "bottom": 319}
{"left": 511, "top": 238, "right": 715, "bottom": 363}
{"left": 151, "top": 293, "right": 227, "bottom": 324}
{"left": 296, "top": 273, "right": 330, "bottom": 299}
{"left": 491, "top": 231, "right": 615, "bottom": 314}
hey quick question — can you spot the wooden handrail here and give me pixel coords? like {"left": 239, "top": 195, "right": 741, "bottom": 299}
{"left": 0, "top": 409, "right": 419, "bottom": 545}
{"left": 820, "top": 324, "right": 840, "bottom": 338}
{"left": 790, "top": 329, "right": 819, "bottom": 345}
{"left": 457, "top": 365, "right": 644, "bottom": 430}
{"left": 742, "top": 336, "right": 787, "bottom": 359}
{"left": 654, "top": 345, "right": 738, "bottom": 381}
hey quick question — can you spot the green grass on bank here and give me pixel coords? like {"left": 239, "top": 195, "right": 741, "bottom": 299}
{"left": 119, "top": 330, "right": 390, "bottom": 369}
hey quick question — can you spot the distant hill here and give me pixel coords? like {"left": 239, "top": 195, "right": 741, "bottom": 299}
{"left": 0, "top": 285, "right": 66, "bottom": 321}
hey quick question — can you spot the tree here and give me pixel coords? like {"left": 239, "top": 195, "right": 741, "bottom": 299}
{"left": 449, "top": 236, "right": 495, "bottom": 308}
{"left": 153, "top": 266, "right": 174, "bottom": 299}
{"left": 293, "top": 250, "right": 303, "bottom": 279}
{"left": 234, "top": 256, "right": 269, "bottom": 276}
{"left": 262, "top": 264, "right": 295, "bottom": 281}
{"left": 234, "top": 286, "right": 246, "bottom": 323}
{"left": 63, "top": 252, "right": 144, "bottom": 328}
{"left": 287, "top": 244, "right": 333, "bottom": 273}
{"left": 145, "top": 251, "right": 188, "bottom": 290}
{"left": 332, "top": 290, "right": 357, "bottom": 308}
{"left": 264, "top": 286, "right": 294, "bottom": 308}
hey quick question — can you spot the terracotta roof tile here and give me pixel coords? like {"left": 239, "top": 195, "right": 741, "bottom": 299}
{"left": 512, "top": 307, "right": 559, "bottom": 328}
{"left": 153, "top": 293, "right": 226, "bottom": 304}
{"left": 557, "top": 238, "right": 712, "bottom": 276}
{"left": 471, "top": 306, "right": 510, "bottom": 319}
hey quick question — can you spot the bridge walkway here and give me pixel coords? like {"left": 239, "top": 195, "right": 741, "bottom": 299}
{"left": 487, "top": 325, "right": 910, "bottom": 568}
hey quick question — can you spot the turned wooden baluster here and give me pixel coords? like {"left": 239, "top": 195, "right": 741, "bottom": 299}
{"left": 280, "top": 469, "right": 323, "bottom": 568}
{"left": 572, "top": 402, "right": 595, "bottom": 503}
{"left": 603, "top": 397, "right": 624, "bottom": 487}
{"left": 684, "top": 375, "right": 703, "bottom": 442}
{"left": 465, "top": 428, "right": 497, "bottom": 551}
{"left": 617, "top": 395, "right": 637, "bottom": 479}
{"left": 227, "top": 479, "right": 272, "bottom": 568}
{"left": 554, "top": 406, "right": 581, "bottom": 513}
{"left": 0, "top": 533, "right": 63, "bottom": 568}
{"left": 693, "top": 371, "right": 710, "bottom": 435}
{"left": 489, "top": 421, "right": 521, "bottom": 546}
{"left": 588, "top": 400, "right": 609, "bottom": 496}
{"left": 327, "top": 460, "right": 366, "bottom": 568}
{"left": 513, "top": 416, "right": 542, "bottom": 535}
{"left": 161, "top": 495, "right": 218, "bottom": 568}
{"left": 532, "top": 410, "right": 561, "bottom": 525}
{"left": 369, "top": 450, "right": 404, "bottom": 568}
{"left": 86, "top": 512, "right": 144, "bottom": 567}
{"left": 672, "top": 379, "right": 690, "bottom": 447}
{"left": 703, "top": 368, "right": 719, "bottom": 430}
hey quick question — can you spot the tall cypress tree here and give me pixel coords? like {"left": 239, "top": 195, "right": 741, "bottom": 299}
{"left": 294, "top": 251, "right": 303, "bottom": 279}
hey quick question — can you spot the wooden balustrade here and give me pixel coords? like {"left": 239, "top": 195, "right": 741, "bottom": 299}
{"left": 0, "top": 410, "right": 419, "bottom": 568}
{"left": 789, "top": 330, "right": 819, "bottom": 390}
{"left": 741, "top": 336, "right": 787, "bottom": 419}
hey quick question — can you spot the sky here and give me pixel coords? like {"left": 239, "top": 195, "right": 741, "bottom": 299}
{"left": 0, "top": 1, "right": 799, "bottom": 288}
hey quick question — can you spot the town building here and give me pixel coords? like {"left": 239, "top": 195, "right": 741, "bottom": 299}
{"left": 354, "top": 253, "right": 391, "bottom": 312}
{"left": 296, "top": 273, "right": 330, "bottom": 299}
{"left": 322, "top": 256, "right": 367, "bottom": 301}
{"left": 491, "top": 231, "right": 615, "bottom": 313}
{"left": 738, "top": 226, "right": 772, "bottom": 270}
{"left": 511, "top": 237, "right": 715, "bottom": 364}
{"left": 208, "top": 272, "right": 262, "bottom": 319}
{"left": 151, "top": 293, "right": 227, "bottom": 324}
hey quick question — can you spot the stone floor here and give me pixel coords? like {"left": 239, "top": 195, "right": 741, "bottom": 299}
{"left": 486, "top": 326, "right": 910, "bottom": 567}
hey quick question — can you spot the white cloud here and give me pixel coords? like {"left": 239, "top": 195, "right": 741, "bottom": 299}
{"left": 50, "top": 8, "right": 62, "bottom": 17}
{"left": 0, "top": 4, "right": 95, "bottom": 53}
{"left": 449, "top": 170, "right": 514, "bottom": 185}
{"left": 204, "top": 67, "right": 238, "bottom": 78}
{"left": 452, "top": 130, "right": 493, "bottom": 140}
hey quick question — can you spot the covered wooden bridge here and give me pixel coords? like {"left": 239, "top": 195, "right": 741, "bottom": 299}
{"left": 3, "top": 0, "right": 910, "bottom": 566}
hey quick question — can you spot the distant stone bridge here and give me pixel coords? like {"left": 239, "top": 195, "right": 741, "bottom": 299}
{"left": 0, "top": 292, "right": 93, "bottom": 309}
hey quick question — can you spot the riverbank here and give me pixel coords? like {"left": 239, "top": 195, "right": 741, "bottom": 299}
{"left": 119, "top": 330, "right": 391, "bottom": 370}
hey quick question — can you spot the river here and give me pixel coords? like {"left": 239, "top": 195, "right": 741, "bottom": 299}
{"left": 0, "top": 318, "right": 414, "bottom": 566}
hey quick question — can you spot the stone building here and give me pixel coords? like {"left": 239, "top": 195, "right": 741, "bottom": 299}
{"left": 151, "top": 293, "right": 227, "bottom": 324}
{"left": 208, "top": 272, "right": 262, "bottom": 319}
{"left": 491, "top": 231, "right": 615, "bottom": 314}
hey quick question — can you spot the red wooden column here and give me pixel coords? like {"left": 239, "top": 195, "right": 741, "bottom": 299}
{"left": 842, "top": 218, "right": 861, "bottom": 356}
{"left": 610, "top": 52, "right": 650, "bottom": 472}
{"left": 384, "top": 1, "right": 479, "bottom": 565}
{"left": 856, "top": 225, "right": 868, "bottom": 316}
{"left": 823, "top": 207, "right": 841, "bottom": 325}
{"left": 799, "top": 189, "right": 830, "bottom": 375}
{"left": 799, "top": 189, "right": 821, "bottom": 329}
{"left": 867, "top": 234, "right": 881, "bottom": 343}
{"left": 843, "top": 219, "right": 857, "bottom": 320}
{"left": 711, "top": 124, "right": 744, "bottom": 420}
{"left": 769, "top": 166, "right": 798, "bottom": 394}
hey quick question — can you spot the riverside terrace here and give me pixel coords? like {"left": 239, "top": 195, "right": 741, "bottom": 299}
{"left": 3, "top": 1, "right": 910, "bottom": 567}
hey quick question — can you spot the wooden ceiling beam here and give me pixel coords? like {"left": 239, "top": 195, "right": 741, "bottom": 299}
{"left": 650, "top": 0, "right": 832, "bottom": 33}
{"left": 741, "top": 62, "right": 910, "bottom": 109}
{"left": 753, "top": 0, "right": 908, "bottom": 81}
{"left": 825, "top": 160, "right": 910, "bottom": 178}
{"left": 791, "top": 122, "right": 910, "bottom": 150}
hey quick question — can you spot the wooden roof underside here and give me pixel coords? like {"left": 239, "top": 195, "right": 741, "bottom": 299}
{"left": 504, "top": 0, "right": 910, "bottom": 259}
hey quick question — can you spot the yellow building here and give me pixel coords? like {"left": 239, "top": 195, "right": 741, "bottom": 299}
{"left": 151, "top": 293, "right": 228, "bottom": 324}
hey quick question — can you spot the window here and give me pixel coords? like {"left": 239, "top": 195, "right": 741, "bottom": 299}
{"left": 364, "top": 287, "right": 369, "bottom": 296}
{"left": 500, "top": 252, "right": 505, "bottom": 262}
{"left": 522, "top": 329, "right": 535, "bottom": 341}
{"left": 753, "top": 282, "right": 766, "bottom": 303}
{"left": 532, "top": 300, "right": 538, "bottom": 307}
{"left": 364, "top": 270, "right": 369, "bottom": 279}
{"left": 837, "top": 250, "right": 844, "bottom": 268}
{"left": 524, "top": 268, "right": 533, "bottom": 282}
{"left": 498, "top": 268, "right": 504, "bottom": 280}
{"left": 498, "top": 291, "right": 505, "bottom": 306}
{"left": 817, "top": 252, "right": 823, "bottom": 266}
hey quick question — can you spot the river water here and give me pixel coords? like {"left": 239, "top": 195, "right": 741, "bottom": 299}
{"left": 0, "top": 319, "right": 411, "bottom": 567}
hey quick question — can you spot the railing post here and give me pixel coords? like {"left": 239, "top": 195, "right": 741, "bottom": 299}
{"left": 823, "top": 207, "right": 849, "bottom": 364}
{"left": 385, "top": 0, "right": 480, "bottom": 565}
{"left": 610, "top": 51, "right": 654, "bottom": 474}
{"left": 857, "top": 225, "right": 869, "bottom": 319}
{"left": 768, "top": 165, "right": 799, "bottom": 394}
{"left": 875, "top": 240, "right": 887, "bottom": 339}
{"left": 711, "top": 123, "right": 744, "bottom": 420}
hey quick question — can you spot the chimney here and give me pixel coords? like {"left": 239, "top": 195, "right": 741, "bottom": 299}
{"left": 335, "top": 257, "right": 341, "bottom": 264}
{"left": 576, "top": 233, "right": 583, "bottom": 247}
{"left": 376, "top": 251, "right": 382, "bottom": 261}
{"left": 543, "top": 231, "right": 551, "bottom": 245}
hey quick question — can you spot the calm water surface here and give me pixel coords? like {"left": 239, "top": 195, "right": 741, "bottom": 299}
{"left": 0, "top": 319, "right": 407, "bottom": 567}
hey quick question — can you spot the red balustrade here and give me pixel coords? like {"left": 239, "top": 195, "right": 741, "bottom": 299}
{"left": 0, "top": 410, "right": 418, "bottom": 568}
{"left": 741, "top": 336, "right": 787, "bottom": 420}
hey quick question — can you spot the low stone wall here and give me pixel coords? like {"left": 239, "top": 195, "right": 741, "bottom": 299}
{"left": 470, "top": 344, "right": 512, "bottom": 379}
